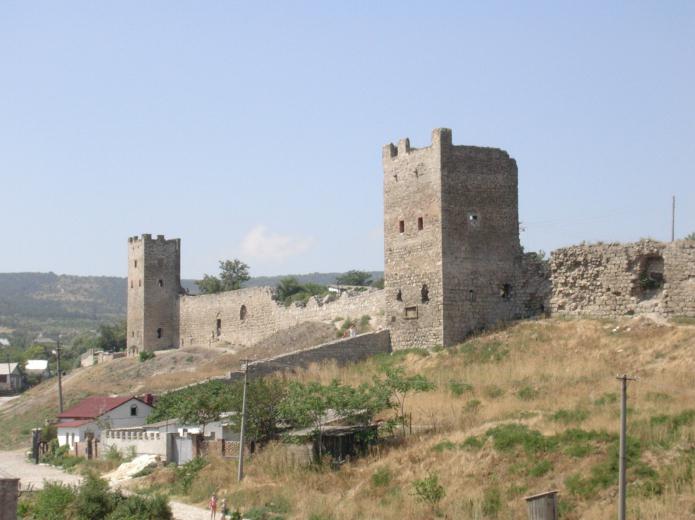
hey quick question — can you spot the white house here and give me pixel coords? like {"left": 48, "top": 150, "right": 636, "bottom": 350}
{"left": 0, "top": 363, "right": 22, "bottom": 393}
{"left": 56, "top": 395, "right": 154, "bottom": 448}
{"left": 25, "top": 359, "right": 51, "bottom": 380}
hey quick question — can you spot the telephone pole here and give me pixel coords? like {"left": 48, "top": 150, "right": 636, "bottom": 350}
{"left": 54, "top": 337, "right": 64, "bottom": 413}
{"left": 237, "top": 359, "right": 251, "bottom": 482}
{"left": 616, "top": 374, "right": 637, "bottom": 520}
{"left": 671, "top": 195, "right": 676, "bottom": 242}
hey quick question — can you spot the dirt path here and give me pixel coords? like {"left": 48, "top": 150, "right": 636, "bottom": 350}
{"left": 0, "top": 450, "right": 208, "bottom": 519}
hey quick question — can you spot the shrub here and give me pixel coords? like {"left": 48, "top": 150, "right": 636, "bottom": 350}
{"left": 413, "top": 472, "right": 445, "bottom": 511}
{"left": 448, "top": 380, "right": 473, "bottom": 397}
{"left": 371, "top": 467, "right": 392, "bottom": 488}
{"left": 73, "top": 472, "right": 116, "bottom": 520}
{"left": 516, "top": 385, "right": 539, "bottom": 401}
{"left": 106, "top": 494, "right": 172, "bottom": 519}
{"left": 481, "top": 486, "right": 501, "bottom": 517}
{"left": 24, "top": 481, "right": 77, "bottom": 520}
{"left": 173, "top": 457, "right": 208, "bottom": 494}
{"left": 139, "top": 351, "right": 155, "bottom": 362}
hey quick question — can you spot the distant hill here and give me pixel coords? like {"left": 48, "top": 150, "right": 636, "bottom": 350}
{"left": 0, "top": 271, "right": 383, "bottom": 339}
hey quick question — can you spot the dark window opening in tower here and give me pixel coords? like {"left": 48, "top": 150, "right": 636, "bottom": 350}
{"left": 240, "top": 305, "right": 248, "bottom": 321}
{"left": 418, "top": 217, "right": 424, "bottom": 231}
{"left": 501, "top": 284, "right": 512, "bottom": 299}
{"left": 399, "top": 220, "right": 405, "bottom": 233}
{"left": 138, "top": 280, "right": 142, "bottom": 287}
{"left": 216, "top": 319, "right": 221, "bottom": 337}
{"left": 158, "top": 279, "right": 164, "bottom": 287}
{"left": 156, "top": 328, "right": 162, "bottom": 339}
{"left": 469, "top": 289, "right": 475, "bottom": 302}
{"left": 396, "top": 289, "right": 402, "bottom": 302}
{"left": 130, "top": 281, "right": 133, "bottom": 289}
{"left": 421, "top": 284, "right": 429, "bottom": 303}
{"left": 134, "top": 260, "right": 137, "bottom": 268}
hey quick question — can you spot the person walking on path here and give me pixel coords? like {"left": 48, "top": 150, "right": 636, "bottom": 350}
{"left": 220, "top": 498, "right": 230, "bottom": 519}
{"left": 209, "top": 494, "right": 218, "bottom": 520}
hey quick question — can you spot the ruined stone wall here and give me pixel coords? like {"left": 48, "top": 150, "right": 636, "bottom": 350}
{"left": 127, "top": 235, "right": 181, "bottom": 353}
{"left": 179, "top": 287, "right": 385, "bottom": 348}
{"left": 550, "top": 240, "right": 695, "bottom": 318}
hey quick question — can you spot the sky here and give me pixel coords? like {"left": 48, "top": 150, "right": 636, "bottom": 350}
{"left": 1, "top": 1, "right": 693, "bottom": 278}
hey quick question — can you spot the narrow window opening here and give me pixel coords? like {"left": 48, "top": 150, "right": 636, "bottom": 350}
{"left": 134, "top": 260, "right": 137, "bottom": 268}
{"left": 399, "top": 220, "right": 405, "bottom": 233}
{"left": 216, "top": 319, "right": 222, "bottom": 337}
{"left": 138, "top": 280, "right": 142, "bottom": 287}
{"left": 418, "top": 217, "right": 424, "bottom": 231}
{"left": 240, "top": 305, "right": 248, "bottom": 321}
{"left": 158, "top": 279, "right": 164, "bottom": 287}
{"left": 501, "top": 284, "right": 512, "bottom": 299}
{"left": 130, "top": 405, "right": 137, "bottom": 417}
{"left": 396, "top": 289, "right": 402, "bottom": 302}
{"left": 469, "top": 289, "right": 475, "bottom": 302}
{"left": 421, "top": 284, "right": 429, "bottom": 303}
{"left": 156, "top": 328, "right": 162, "bottom": 339}
{"left": 130, "top": 281, "right": 133, "bottom": 289}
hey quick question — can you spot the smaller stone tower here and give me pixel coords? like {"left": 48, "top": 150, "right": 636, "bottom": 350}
{"left": 126, "top": 234, "right": 181, "bottom": 354}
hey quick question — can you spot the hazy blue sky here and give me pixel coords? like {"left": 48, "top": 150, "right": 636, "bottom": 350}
{"left": 1, "top": 1, "right": 693, "bottom": 278}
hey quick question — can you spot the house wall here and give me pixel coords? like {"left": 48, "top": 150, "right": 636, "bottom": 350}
{"left": 99, "top": 399, "right": 153, "bottom": 430}
{"left": 57, "top": 425, "right": 97, "bottom": 448}
{"left": 102, "top": 430, "right": 168, "bottom": 457}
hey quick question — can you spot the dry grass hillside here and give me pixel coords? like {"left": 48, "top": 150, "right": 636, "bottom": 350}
{"left": 0, "top": 321, "right": 337, "bottom": 448}
{"left": 137, "top": 317, "right": 695, "bottom": 520}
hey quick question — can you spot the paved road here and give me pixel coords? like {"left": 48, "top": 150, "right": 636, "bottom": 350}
{"left": 0, "top": 450, "right": 209, "bottom": 520}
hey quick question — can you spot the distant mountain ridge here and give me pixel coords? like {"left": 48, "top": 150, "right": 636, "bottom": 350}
{"left": 0, "top": 271, "right": 383, "bottom": 334}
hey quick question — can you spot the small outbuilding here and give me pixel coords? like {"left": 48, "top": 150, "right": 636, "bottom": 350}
{"left": 0, "top": 363, "right": 22, "bottom": 394}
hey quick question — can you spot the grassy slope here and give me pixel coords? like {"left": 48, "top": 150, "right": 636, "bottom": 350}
{"left": 152, "top": 317, "right": 695, "bottom": 520}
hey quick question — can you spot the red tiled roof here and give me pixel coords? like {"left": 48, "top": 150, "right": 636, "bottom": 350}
{"left": 56, "top": 419, "right": 93, "bottom": 428}
{"left": 57, "top": 396, "right": 140, "bottom": 420}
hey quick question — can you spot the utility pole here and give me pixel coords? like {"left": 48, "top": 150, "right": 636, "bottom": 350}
{"left": 237, "top": 359, "right": 251, "bottom": 482}
{"left": 616, "top": 374, "right": 637, "bottom": 520}
{"left": 671, "top": 195, "right": 676, "bottom": 242}
{"left": 54, "top": 337, "right": 64, "bottom": 413}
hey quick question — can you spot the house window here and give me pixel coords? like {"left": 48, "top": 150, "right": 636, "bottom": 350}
{"left": 158, "top": 279, "right": 164, "bottom": 287}
{"left": 157, "top": 328, "right": 162, "bottom": 339}
{"left": 418, "top": 217, "right": 424, "bottom": 231}
{"left": 216, "top": 319, "right": 222, "bottom": 337}
{"left": 399, "top": 220, "right": 405, "bottom": 233}
{"left": 421, "top": 284, "right": 429, "bottom": 303}
{"left": 130, "top": 405, "right": 138, "bottom": 417}
{"left": 240, "top": 305, "right": 248, "bottom": 321}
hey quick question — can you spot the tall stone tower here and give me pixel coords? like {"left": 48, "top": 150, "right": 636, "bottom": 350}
{"left": 383, "top": 128, "right": 525, "bottom": 349}
{"left": 126, "top": 234, "right": 181, "bottom": 354}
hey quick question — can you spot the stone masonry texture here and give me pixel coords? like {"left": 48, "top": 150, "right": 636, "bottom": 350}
{"left": 126, "top": 129, "right": 693, "bottom": 355}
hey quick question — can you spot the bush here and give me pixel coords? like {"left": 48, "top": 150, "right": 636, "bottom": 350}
{"left": 106, "top": 494, "right": 172, "bottom": 520}
{"left": 413, "top": 472, "right": 445, "bottom": 511}
{"left": 448, "top": 380, "right": 473, "bottom": 397}
{"left": 139, "top": 351, "right": 155, "bottom": 362}
{"left": 23, "top": 481, "right": 77, "bottom": 520}
{"left": 173, "top": 457, "right": 208, "bottom": 494}
{"left": 73, "top": 473, "right": 116, "bottom": 520}
{"left": 371, "top": 466, "right": 392, "bottom": 487}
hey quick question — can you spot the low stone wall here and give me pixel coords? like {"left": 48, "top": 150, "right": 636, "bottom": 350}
{"left": 179, "top": 287, "right": 385, "bottom": 348}
{"left": 102, "top": 430, "right": 167, "bottom": 457}
{"left": 229, "top": 329, "right": 392, "bottom": 382}
{"left": 550, "top": 239, "right": 695, "bottom": 318}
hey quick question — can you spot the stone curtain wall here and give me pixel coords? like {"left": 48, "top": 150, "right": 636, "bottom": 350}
{"left": 550, "top": 240, "right": 695, "bottom": 318}
{"left": 227, "top": 330, "right": 392, "bottom": 382}
{"left": 179, "top": 287, "right": 386, "bottom": 348}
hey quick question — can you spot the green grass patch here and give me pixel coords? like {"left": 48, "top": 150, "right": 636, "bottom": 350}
{"left": 483, "top": 385, "right": 505, "bottom": 399}
{"left": 528, "top": 459, "right": 553, "bottom": 477}
{"left": 432, "top": 439, "right": 457, "bottom": 453}
{"left": 458, "top": 339, "right": 509, "bottom": 364}
{"left": 516, "top": 385, "right": 539, "bottom": 401}
{"left": 550, "top": 408, "right": 589, "bottom": 424}
{"left": 371, "top": 467, "right": 392, "bottom": 488}
{"left": 594, "top": 392, "right": 618, "bottom": 406}
{"left": 448, "top": 380, "right": 473, "bottom": 397}
{"left": 461, "top": 436, "right": 484, "bottom": 450}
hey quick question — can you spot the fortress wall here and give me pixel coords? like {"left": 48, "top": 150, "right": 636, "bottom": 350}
{"left": 179, "top": 287, "right": 386, "bottom": 348}
{"left": 549, "top": 240, "right": 695, "bottom": 318}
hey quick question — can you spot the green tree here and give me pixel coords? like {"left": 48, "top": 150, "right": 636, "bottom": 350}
{"left": 176, "top": 386, "right": 230, "bottom": 435}
{"left": 377, "top": 367, "right": 435, "bottom": 435}
{"left": 685, "top": 232, "right": 695, "bottom": 241}
{"left": 226, "top": 378, "right": 287, "bottom": 444}
{"left": 336, "top": 270, "right": 373, "bottom": 286}
{"left": 197, "top": 258, "right": 250, "bottom": 294}
{"left": 413, "top": 472, "right": 446, "bottom": 513}
{"left": 95, "top": 321, "right": 127, "bottom": 352}
{"left": 275, "top": 277, "right": 329, "bottom": 306}
{"left": 275, "top": 276, "right": 304, "bottom": 302}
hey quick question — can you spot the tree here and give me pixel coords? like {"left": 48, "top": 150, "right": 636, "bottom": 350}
{"left": 275, "top": 277, "right": 329, "bottom": 306}
{"left": 226, "top": 378, "right": 287, "bottom": 445}
{"left": 196, "top": 259, "right": 250, "bottom": 294}
{"left": 175, "top": 383, "right": 231, "bottom": 435}
{"left": 95, "top": 322, "right": 126, "bottom": 352}
{"left": 413, "top": 472, "right": 446, "bottom": 513}
{"left": 377, "top": 366, "right": 435, "bottom": 435}
{"left": 336, "top": 270, "right": 373, "bottom": 286}
{"left": 685, "top": 232, "right": 695, "bottom": 241}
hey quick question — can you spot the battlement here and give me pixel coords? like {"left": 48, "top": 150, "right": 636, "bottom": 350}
{"left": 382, "top": 128, "right": 452, "bottom": 161}
{"left": 128, "top": 234, "right": 179, "bottom": 245}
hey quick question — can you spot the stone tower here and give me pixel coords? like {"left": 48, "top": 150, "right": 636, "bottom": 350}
{"left": 126, "top": 234, "right": 181, "bottom": 354}
{"left": 383, "top": 128, "right": 526, "bottom": 350}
